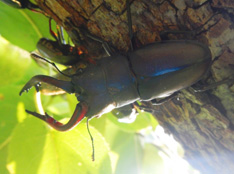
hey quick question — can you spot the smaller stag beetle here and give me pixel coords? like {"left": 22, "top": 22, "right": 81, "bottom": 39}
{"left": 36, "top": 18, "right": 88, "bottom": 66}
{"left": 0, "top": 0, "right": 38, "bottom": 9}
{"left": 20, "top": 0, "right": 213, "bottom": 132}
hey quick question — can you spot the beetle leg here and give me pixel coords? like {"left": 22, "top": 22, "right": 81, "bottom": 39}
{"left": 85, "top": 33, "right": 113, "bottom": 56}
{"left": 59, "top": 26, "right": 66, "bottom": 44}
{"left": 126, "top": 0, "right": 139, "bottom": 50}
{"left": 64, "top": 17, "right": 113, "bottom": 56}
{"left": 49, "top": 19, "right": 66, "bottom": 46}
{"left": 160, "top": 13, "right": 219, "bottom": 40}
{"left": 192, "top": 78, "right": 234, "bottom": 92}
{"left": 151, "top": 93, "right": 178, "bottom": 105}
{"left": 19, "top": 75, "right": 75, "bottom": 96}
{"left": 56, "top": 25, "right": 67, "bottom": 46}
{"left": 26, "top": 102, "right": 88, "bottom": 131}
{"left": 126, "top": 0, "right": 134, "bottom": 51}
{"left": 49, "top": 18, "right": 59, "bottom": 41}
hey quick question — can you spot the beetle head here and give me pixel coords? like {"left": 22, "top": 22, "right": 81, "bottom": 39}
{"left": 72, "top": 64, "right": 116, "bottom": 119}
{"left": 37, "top": 38, "right": 65, "bottom": 57}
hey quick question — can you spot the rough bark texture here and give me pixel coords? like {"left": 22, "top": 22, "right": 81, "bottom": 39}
{"left": 35, "top": 0, "right": 234, "bottom": 173}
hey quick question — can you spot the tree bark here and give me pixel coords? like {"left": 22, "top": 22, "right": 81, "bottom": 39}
{"left": 36, "top": 0, "right": 234, "bottom": 173}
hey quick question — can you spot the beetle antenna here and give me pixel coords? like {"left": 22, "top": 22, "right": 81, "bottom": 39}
{"left": 87, "top": 118, "right": 95, "bottom": 161}
{"left": 31, "top": 53, "right": 72, "bottom": 78}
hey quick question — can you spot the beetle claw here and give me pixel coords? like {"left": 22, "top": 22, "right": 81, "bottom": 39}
{"left": 19, "top": 85, "right": 33, "bottom": 96}
{"left": 19, "top": 83, "right": 41, "bottom": 96}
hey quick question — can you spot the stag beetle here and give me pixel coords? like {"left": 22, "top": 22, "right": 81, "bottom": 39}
{"left": 36, "top": 19, "right": 90, "bottom": 66}
{"left": 37, "top": 18, "right": 140, "bottom": 122}
{"left": 20, "top": 40, "right": 212, "bottom": 131}
{"left": 0, "top": 0, "right": 38, "bottom": 9}
{"left": 20, "top": 0, "right": 212, "bottom": 132}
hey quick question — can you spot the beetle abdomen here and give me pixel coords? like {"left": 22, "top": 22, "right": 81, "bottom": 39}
{"left": 129, "top": 40, "right": 212, "bottom": 100}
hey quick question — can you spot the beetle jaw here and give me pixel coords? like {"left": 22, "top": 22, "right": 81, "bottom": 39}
{"left": 19, "top": 82, "right": 40, "bottom": 96}
{"left": 25, "top": 102, "right": 88, "bottom": 131}
{"left": 25, "top": 110, "right": 63, "bottom": 127}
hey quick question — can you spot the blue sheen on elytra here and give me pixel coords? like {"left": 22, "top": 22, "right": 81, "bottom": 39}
{"left": 139, "top": 64, "right": 190, "bottom": 80}
{"left": 153, "top": 64, "right": 189, "bottom": 76}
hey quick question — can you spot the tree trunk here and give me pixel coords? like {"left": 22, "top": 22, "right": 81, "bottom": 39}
{"left": 36, "top": 0, "right": 234, "bottom": 173}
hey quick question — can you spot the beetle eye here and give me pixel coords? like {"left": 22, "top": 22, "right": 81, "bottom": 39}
{"left": 46, "top": 43, "right": 53, "bottom": 49}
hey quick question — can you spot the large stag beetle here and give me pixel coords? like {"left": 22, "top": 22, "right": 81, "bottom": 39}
{"left": 20, "top": 0, "right": 212, "bottom": 132}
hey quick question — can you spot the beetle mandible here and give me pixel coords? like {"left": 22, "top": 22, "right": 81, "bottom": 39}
{"left": 19, "top": 0, "right": 212, "bottom": 132}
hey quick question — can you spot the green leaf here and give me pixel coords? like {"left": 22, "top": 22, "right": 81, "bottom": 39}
{"left": 104, "top": 120, "right": 165, "bottom": 174}
{"left": 104, "top": 120, "right": 144, "bottom": 174}
{"left": 0, "top": 35, "right": 47, "bottom": 144}
{"left": 142, "top": 144, "right": 164, "bottom": 174}
{"left": 0, "top": 37, "right": 31, "bottom": 86}
{"left": 8, "top": 117, "right": 112, "bottom": 174}
{"left": 0, "top": 141, "right": 10, "bottom": 174}
{"left": 114, "top": 132, "right": 143, "bottom": 174}
{"left": 0, "top": 85, "right": 36, "bottom": 144}
{"left": 45, "top": 95, "right": 71, "bottom": 119}
{"left": 107, "top": 111, "right": 158, "bottom": 132}
{"left": 0, "top": 2, "right": 52, "bottom": 51}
